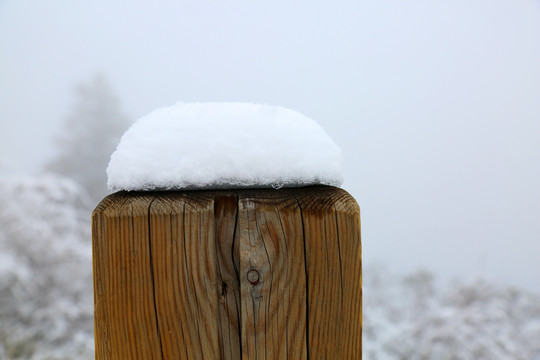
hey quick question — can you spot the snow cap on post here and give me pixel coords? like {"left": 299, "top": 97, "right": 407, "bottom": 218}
{"left": 106, "top": 102, "right": 344, "bottom": 191}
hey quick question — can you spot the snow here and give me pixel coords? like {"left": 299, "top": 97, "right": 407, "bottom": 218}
{"left": 107, "top": 102, "right": 343, "bottom": 192}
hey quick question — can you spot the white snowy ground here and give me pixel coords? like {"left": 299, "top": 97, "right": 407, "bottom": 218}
{"left": 1, "top": 175, "right": 540, "bottom": 359}
{"left": 107, "top": 102, "right": 343, "bottom": 191}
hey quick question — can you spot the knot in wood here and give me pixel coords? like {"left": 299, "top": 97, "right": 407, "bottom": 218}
{"left": 247, "top": 269, "right": 260, "bottom": 285}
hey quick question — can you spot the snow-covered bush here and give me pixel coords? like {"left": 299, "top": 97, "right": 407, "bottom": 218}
{"left": 0, "top": 174, "right": 94, "bottom": 359}
{"left": 363, "top": 265, "right": 540, "bottom": 360}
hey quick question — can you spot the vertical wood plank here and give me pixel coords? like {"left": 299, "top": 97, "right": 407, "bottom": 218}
{"left": 295, "top": 186, "right": 362, "bottom": 359}
{"left": 238, "top": 191, "right": 308, "bottom": 360}
{"left": 93, "top": 193, "right": 162, "bottom": 360}
{"left": 335, "top": 195, "right": 362, "bottom": 357}
{"left": 148, "top": 192, "right": 225, "bottom": 359}
{"left": 148, "top": 193, "right": 193, "bottom": 359}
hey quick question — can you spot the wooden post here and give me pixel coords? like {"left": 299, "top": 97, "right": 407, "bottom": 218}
{"left": 92, "top": 186, "right": 361, "bottom": 359}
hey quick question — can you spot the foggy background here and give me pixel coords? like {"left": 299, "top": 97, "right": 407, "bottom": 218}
{"left": 1, "top": 1, "right": 539, "bottom": 291}
{"left": 2, "top": 1, "right": 540, "bottom": 358}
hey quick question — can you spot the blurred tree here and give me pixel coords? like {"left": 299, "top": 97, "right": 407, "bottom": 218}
{"left": 46, "top": 75, "right": 130, "bottom": 203}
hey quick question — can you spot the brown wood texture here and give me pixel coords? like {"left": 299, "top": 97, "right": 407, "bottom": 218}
{"left": 92, "top": 186, "right": 362, "bottom": 360}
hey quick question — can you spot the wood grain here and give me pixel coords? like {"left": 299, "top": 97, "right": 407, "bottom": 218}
{"left": 92, "top": 186, "right": 361, "bottom": 359}
{"left": 214, "top": 194, "right": 242, "bottom": 360}
{"left": 295, "top": 186, "right": 362, "bottom": 359}
{"left": 93, "top": 192, "right": 162, "bottom": 360}
{"left": 237, "top": 190, "right": 308, "bottom": 360}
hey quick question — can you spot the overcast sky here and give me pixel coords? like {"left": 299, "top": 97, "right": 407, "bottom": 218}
{"left": 1, "top": 0, "right": 539, "bottom": 292}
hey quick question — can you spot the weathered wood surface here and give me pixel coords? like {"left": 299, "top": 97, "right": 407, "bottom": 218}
{"left": 92, "top": 186, "right": 362, "bottom": 359}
